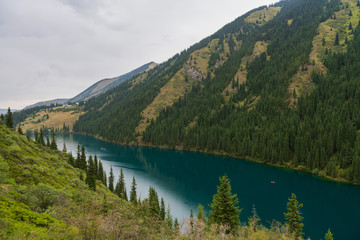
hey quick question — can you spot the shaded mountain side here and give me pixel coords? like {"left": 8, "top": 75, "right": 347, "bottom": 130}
{"left": 75, "top": 0, "right": 360, "bottom": 185}
{"left": 66, "top": 62, "right": 157, "bottom": 104}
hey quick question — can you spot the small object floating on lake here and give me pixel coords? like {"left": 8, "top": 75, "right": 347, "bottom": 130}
{"left": 270, "top": 181, "right": 275, "bottom": 184}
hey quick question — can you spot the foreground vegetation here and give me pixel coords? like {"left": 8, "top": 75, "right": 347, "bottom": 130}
{"left": 1, "top": 117, "right": 336, "bottom": 239}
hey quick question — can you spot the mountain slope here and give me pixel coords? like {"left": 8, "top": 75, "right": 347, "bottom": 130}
{"left": 74, "top": 0, "right": 360, "bottom": 184}
{"left": 23, "top": 99, "right": 69, "bottom": 110}
{"left": 0, "top": 124, "right": 177, "bottom": 239}
{"left": 66, "top": 62, "right": 157, "bottom": 104}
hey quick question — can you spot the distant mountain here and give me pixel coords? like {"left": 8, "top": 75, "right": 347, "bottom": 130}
{"left": 66, "top": 62, "right": 157, "bottom": 104}
{"left": 23, "top": 98, "right": 69, "bottom": 110}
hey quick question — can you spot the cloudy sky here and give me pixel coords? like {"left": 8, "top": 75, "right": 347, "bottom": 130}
{"left": 0, "top": 0, "right": 276, "bottom": 109}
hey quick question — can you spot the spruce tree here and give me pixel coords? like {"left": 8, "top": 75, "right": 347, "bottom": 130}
{"left": 284, "top": 193, "right": 304, "bottom": 239}
{"left": 75, "top": 144, "right": 81, "bottom": 168}
{"left": 39, "top": 128, "right": 45, "bottom": 145}
{"left": 108, "top": 167, "right": 114, "bottom": 192}
{"left": 85, "top": 155, "right": 96, "bottom": 191}
{"left": 50, "top": 132, "right": 57, "bottom": 150}
{"left": 94, "top": 154, "right": 98, "bottom": 177}
{"left": 130, "top": 176, "right": 137, "bottom": 204}
{"left": 160, "top": 197, "right": 166, "bottom": 220}
{"left": 208, "top": 175, "right": 241, "bottom": 233}
{"left": 63, "top": 143, "right": 67, "bottom": 153}
{"left": 46, "top": 136, "right": 50, "bottom": 147}
{"left": 115, "top": 168, "right": 127, "bottom": 200}
{"left": 68, "top": 154, "right": 75, "bottom": 166}
{"left": 80, "top": 145, "right": 87, "bottom": 170}
{"left": 98, "top": 161, "right": 104, "bottom": 182}
{"left": 148, "top": 186, "right": 160, "bottom": 216}
{"left": 5, "top": 107, "right": 13, "bottom": 129}
{"left": 165, "top": 203, "right": 173, "bottom": 228}
{"left": 17, "top": 126, "right": 23, "bottom": 134}
{"left": 197, "top": 203, "right": 206, "bottom": 223}
{"left": 0, "top": 114, "right": 4, "bottom": 124}
{"left": 325, "top": 228, "right": 333, "bottom": 240}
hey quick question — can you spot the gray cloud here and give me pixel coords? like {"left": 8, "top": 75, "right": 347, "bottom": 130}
{"left": 0, "top": 0, "right": 276, "bottom": 109}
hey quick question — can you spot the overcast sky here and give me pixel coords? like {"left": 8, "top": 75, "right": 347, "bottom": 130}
{"left": 0, "top": 0, "right": 276, "bottom": 109}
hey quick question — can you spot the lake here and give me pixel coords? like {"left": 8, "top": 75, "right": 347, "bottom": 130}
{"left": 56, "top": 133, "right": 360, "bottom": 240}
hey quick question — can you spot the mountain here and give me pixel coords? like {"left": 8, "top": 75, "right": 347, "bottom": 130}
{"left": 73, "top": 0, "right": 360, "bottom": 184}
{"left": 66, "top": 62, "right": 157, "bottom": 104}
{"left": 23, "top": 98, "right": 69, "bottom": 110}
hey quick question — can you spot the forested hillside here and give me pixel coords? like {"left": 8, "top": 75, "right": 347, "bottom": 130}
{"left": 73, "top": 0, "right": 360, "bottom": 184}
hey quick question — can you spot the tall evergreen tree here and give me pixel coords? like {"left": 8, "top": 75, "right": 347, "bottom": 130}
{"left": 75, "top": 144, "right": 81, "bottom": 168}
{"left": 46, "top": 136, "right": 50, "bottom": 147}
{"left": 85, "top": 155, "right": 96, "bottom": 191}
{"left": 208, "top": 175, "right": 241, "bottom": 233}
{"left": 39, "top": 128, "right": 45, "bottom": 145}
{"left": 115, "top": 168, "right": 127, "bottom": 200}
{"left": 108, "top": 167, "right": 114, "bottom": 192}
{"left": 160, "top": 197, "right": 166, "bottom": 220}
{"left": 50, "top": 132, "right": 57, "bottom": 150}
{"left": 63, "top": 143, "right": 67, "bottom": 153}
{"left": 197, "top": 203, "right": 206, "bottom": 223}
{"left": 94, "top": 154, "right": 98, "bottom": 177}
{"left": 284, "top": 193, "right": 304, "bottom": 239}
{"left": 5, "top": 107, "right": 13, "bottom": 129}
{"left": 165, "top": 203, "right": 173, "bottom": 228}
{"left": 80, "top": 145, "right": 87, "bottom": 170}
{"left": 130, "top": 176, "right": 137, "bottom": 204}
{"left": 98, "top": 160, "right": 104, "bottom": 182}
{"left": 17, "top": 126, "right": 23, "bottom": 134}
{"left": 148, "top": 186, "right": 160, "bottom": 216}
{"left": 0, "top": 114, "right": 4, "bottom": 124}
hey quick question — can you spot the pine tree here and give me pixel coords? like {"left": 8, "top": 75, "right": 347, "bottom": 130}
{"left": 349, "top": 9, "right": 352, "bottom": 16}
{"left": 322, "top": 37, "right": 326, "bottom": 46}
{"left": 165, "top": 203, "right": 173, "bottom": 228}
{"left": 68, "top": 154, "right": 75, "bottom": 166}
{"left": 39, "top": 128, "right": 45, "bottom": 145}
{"left": 63, "top": 143, "right": 67, "bottom": 153}
{"left": 174, "top": 218, "right": 179, "bottom": 231}
{"left": 160, "top": 198, "right": 166, "bottom": 220}
{"left": 80, "top": 145, "right": 87, "bottom": 170}
{"left": 85, "top": 155, "right": 96, "bottom": 191}
{"left": 103, "top": 170, "right": 107, "bottom": 187}
{"left": 130, "top": 176, "right": 137, "bottom": 204}
{"left": 46, "top": 136, "right": 50, "bottom": 147}
{"left": 0, "top": 114, "right": 4, "bottom": 124}
{"left": 75, "top": 144, "right": 81, "bottom": 168}
{"left": 284, "top": 193, "right": 304, "bottom": 239}
{"left": 108, "top": 167, "right": 114, "bottom": 192}
{"left": 197, "top": 203, "right": 206, "bottom": 223}
{"left": 325, "top": 228, "right": 333, "bottom": 240}
{"left": 148, "top": 186, "right": 160, "bottom": 216}
{"left": 208, "top": 175, "right": 241, "bottom": 233}
{"left": 17, "top": 126, "right": 23, "bottom": 134}
{"left": 94, "top": 155, "right": 98, "bottom": 177}
{"left": 5, "top": 107, "right": 13, "bottom": 129}
{"left": 349, "top": 22, "right": 353, "bottom": 30}
{"left": 115, "top": 168, "right": 127, "bottom": 200}
{"left": 98, "top": 161, "right": 104, "bottom": 182}
{"left": 50, "top": 132, "right": 57, "bottom": 150}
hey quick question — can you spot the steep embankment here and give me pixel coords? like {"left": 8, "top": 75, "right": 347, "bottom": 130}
{"left": 0, "top": 124, "right": 177, "bottom": 239}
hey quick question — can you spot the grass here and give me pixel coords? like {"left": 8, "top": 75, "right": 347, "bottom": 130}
{"left": 246, "top": 7, "right": 282, "bottom": 25}
{"left": 0, "top": 124, "right": 177, "bottom": 239}
{"left": 288, "top": 0, "right": 360, "bottom": 105}
{"left": 18, "top": 106, "right": 84, "bottom": 132}
{"left": 223, "top": 41, "right": 269, "bottom": 102}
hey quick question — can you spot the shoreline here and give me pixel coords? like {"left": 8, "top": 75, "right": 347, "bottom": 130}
{"left": 71, "top": 131, "right": 357, "bottom": 186}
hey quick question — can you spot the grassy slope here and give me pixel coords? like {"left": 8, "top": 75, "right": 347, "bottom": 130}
{"left": 288, "top": 0, "right": 360, "bottom": 105}
{"left": 18, "top": 106, "right": 84, "bottom": 132}
{"left": 0, "top": 124, "right": 175, "bottom": 239}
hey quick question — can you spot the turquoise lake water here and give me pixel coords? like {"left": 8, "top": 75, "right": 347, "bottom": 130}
{"left": 57, "top": 134, "right": 360, "bottom": 240}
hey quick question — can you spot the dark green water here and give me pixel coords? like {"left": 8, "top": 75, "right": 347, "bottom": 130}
{"left": 57, "top": 134, "right": 360, "bottom": 240}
